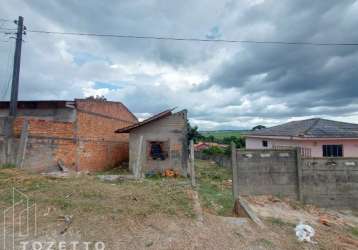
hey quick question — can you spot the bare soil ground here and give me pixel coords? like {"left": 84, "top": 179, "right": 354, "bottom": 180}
{"left": 0, "top": 162, "right": 357, "bottom": 249}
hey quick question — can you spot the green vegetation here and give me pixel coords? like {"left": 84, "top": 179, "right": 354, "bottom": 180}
{"left": 255, "top": 239, "right": 274, "bottom": 248}
{"left": 0, "top": 163, "right": 16, "bottom": 169}
{"left": 0, "top": 168, "right": 194, "bottom": 218}
{"left": 199, "top": 132, "right": 246, "bottom": 149}
{"left": 266, "top": 217, "right": 295, "bottom": 228}
{"left": 187, "top": 123, "right": 246, "bottom": 148}
{"left": 349, "top": 226, "right": 358, "bottom": 238}
{"left": 202, "top": 145, "right": 226, "bottom": 156}
{"left": 196, "top": 160, "right": 233, "bottom": 216}
{"left": 200, "top": 130, "right": 244, "bottom": 139}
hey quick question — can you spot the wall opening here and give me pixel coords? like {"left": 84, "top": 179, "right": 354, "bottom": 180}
{"left": 147, "top": 140, "right": 169, "bottom": 160}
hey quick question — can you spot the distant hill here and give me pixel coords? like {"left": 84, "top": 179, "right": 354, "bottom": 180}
{"left": 199, "top": 130, "right": 249, "bottom": 139}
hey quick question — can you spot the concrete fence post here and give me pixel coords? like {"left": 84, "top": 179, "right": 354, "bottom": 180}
{"left": 16, "top": 119, "right": 29, "bottom": 168}
{"left": 189, "top": 140, "right": 196, "bottom": 187}
{"left": 134, "top": 135, "right": 144, "bottom": 179}
{"left": 231, "top": 142, "right": 239, "bottom": 200}
{"left": 295, "top": 147, "right": 303, "bottom": 202}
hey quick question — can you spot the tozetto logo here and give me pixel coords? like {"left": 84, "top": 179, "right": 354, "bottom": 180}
{"left": 19, "top": 241, "right": 106, "bottom": 250}
{"left": 2, "top": 188, "right": 106, "bottom": 250}
{"left": 3, "top": 188, "right": 37, "bottom": 250}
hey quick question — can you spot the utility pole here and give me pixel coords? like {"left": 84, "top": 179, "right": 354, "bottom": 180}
{"left": 9, "top": 16, "right": 25, "bottom": 117}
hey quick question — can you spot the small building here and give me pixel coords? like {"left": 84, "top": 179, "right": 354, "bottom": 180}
{"left": 194, "top": 142, "right": 228, "bottom": 151}
{"left": 245, "top": 118, "right": 358, "bottom": 157}
{"left": 0, "top": 99, "right": 137, "bottom": 171}
{"left": 115, "top": 109, "right": 188, "bottom": 175}
{"left": 194, "top": 142, "right": 211, "bottom": 151}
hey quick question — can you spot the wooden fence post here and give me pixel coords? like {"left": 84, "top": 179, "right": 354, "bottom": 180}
{"left": 295, "top": 147, "right": 303, "bottom": 202}
{"left": 189, "top": 140, "right": 196, "bottom": 187}
{"left": 231, "top": 142, "right": 239, "bottom": 200}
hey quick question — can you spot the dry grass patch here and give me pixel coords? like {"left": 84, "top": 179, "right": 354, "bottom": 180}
{"left": 0, "top": 168, "right": 194, "bottom": 218}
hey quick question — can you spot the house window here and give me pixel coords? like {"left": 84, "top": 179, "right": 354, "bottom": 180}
{"left": 148, "top": 141, "right": 169, "bottom": 160}
{"left": 262, "top": 140, "right": 268, "bottom": 147}
{"left": 322, "top": 145, "right": 343, "bottom": 157}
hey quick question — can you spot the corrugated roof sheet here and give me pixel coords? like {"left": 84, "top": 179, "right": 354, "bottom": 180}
{"left": 246, "top": 118, "right": 358, "bottom": 138}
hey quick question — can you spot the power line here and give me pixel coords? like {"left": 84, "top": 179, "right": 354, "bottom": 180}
{"left": 0, "top": 28, "right": 17, "bottom": 31}
{"left": 27, "top": 29, "right": 358, "bottom": 46}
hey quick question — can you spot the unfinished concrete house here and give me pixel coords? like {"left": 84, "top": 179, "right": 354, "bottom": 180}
{"left": 115, "top": 109, "right": 188, "bottom": 176}
{"left": 0, "top": 99, "right": 137, "bottom": 172}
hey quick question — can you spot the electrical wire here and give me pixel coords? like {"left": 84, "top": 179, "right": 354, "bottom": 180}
{"left": 0, "top": 28, "right": 17, "bottom": 31}
{"left": 27, "top": 29, "right": 358, "bottom": 46}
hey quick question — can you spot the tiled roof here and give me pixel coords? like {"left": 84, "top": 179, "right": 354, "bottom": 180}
{"left": 246, "top": 118, "right": 358, "bottom": 138}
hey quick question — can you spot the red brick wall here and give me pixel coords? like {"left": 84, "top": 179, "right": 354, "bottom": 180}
{"left": 9, "top": 100, "right": 136, "bottom": 172}
{"left": 13, "top": 117, "right": 74, "bottom": 139}
{"left": 75, "top": 100, "right": 137, "bottom": 171}
{"left": 75, "top": 99, "right": 137, "bottom": 122}
{"left": 13, "top": 117, "right": 77, "bottom": 171}
{"left": 77, "top": 141, "right": 129, "bottom": 171}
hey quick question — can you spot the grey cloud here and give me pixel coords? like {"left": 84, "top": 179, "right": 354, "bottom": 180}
{"left": 205, "top": 0, "right": 358, "bottom": 123}
{"left": 1, "top": 0, "right": 358, "bottom": 130}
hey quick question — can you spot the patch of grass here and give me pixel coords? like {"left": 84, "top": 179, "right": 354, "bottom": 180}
{"left": 0, "top": 163, "right": 16, "bottom": 169}
{"left": 0, "top": 168, "right": 194, "bottom": 218}
{"left": 96, "top": 167, "right": 131, "bottom": 175}
{"left": 267, "top": 217, "right": 295, "bottom": 228}
{"left": 348, "top": 226, "right": 358, "bottom": 238}
{"left": 256, "top": 238, "right": 274, "bottom": 248}
{"left": 196, "top": 160, "right": 233, "bottom": 216}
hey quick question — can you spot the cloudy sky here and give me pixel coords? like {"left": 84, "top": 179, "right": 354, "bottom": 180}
{"left": 1, "top": 0, "right": 358, "bottom": 130}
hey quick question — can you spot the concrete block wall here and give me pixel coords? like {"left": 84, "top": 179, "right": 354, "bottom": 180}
{"left": 234, "top": 149, "right": 358, "bottom": 209}
{"left": 236, "top": 149, "right": 298, "bottom": 199}
{"left": 301, "top": 158, "right": 358, "bottom": 209}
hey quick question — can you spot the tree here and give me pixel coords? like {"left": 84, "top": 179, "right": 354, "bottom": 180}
{"left": 252, "top": 125, "right": 266, "bottom": 131}
{"left": 222, "top": 136, "right": 245, "bottom": 148}
{"left": 187, "top": 123, "right": 203, "bottom": 143}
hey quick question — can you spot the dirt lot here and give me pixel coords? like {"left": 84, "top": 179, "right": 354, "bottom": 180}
{"left": 0, "top": 162, "right": 357, "bottom": 249}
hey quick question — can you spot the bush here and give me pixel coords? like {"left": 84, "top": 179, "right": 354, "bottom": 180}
{"left": 202, "top": 146, "right": 225, "bottom": 156}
